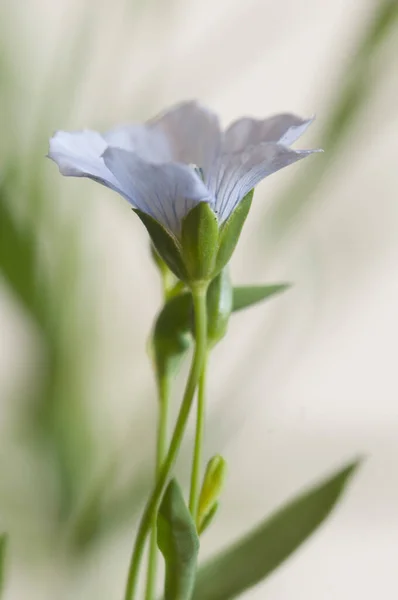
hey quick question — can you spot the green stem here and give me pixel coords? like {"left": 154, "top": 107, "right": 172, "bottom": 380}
{"left": 123, "top": 283, "right": 208, "bottom": 600}
{"left": 189, "top": 351, "right": 208, "bottom": 519}
{"left": 144, "top": 374, "right": 170, "bottom": 600}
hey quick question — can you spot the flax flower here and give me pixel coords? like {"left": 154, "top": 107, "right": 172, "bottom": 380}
{"left": 48, "top": 101, "right": 320, "bottom": 238}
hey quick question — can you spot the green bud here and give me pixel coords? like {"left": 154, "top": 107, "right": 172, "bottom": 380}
{"left": 181, "top": 202, "right": 219, "bottom": 283}
{"left": 197, "top": 455, "right": 227, "bottom": 534}
{"left": 215, "top": 189, "right": 253, "bottom": 275}
{"left": 152, "top": 292, "right": 193, "bottom": 382}
{"left": 206, "top": 269, "right": 233, "bottom": 345}
{"left": 135, "top": 210, "right": 188, "bottom": 281}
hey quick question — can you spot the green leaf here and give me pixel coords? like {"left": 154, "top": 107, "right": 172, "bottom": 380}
{"left": 157, "top": 479, "right": 200, "bottom": 600}
{"left": 232, "top": 283, "right": 291, "bottom": 312}
{"left": 135, "top": 210, "right": 188, "bottom": 281}
{"left": 215, "top": 190, "right": 253, "bottom": 274}
{"left": 0, "top": 534, "right": 7, "bottom": 595}
{"left": 0, "top": 179, "right": 95, "bottom": 521}
{"left": 193, "top": 460, "right": 359, "bottom": 600}
{"left": 181, "top": 202, "right": 219, "bottom": 282}
{"left": 258, "top": 1, "right": 398, "bottom": 244}
{"left": 0, "top": 181, "right": 48, "bottom": 322}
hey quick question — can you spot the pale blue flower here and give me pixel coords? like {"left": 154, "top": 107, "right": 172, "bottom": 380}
{"left": 48, "top": 101, "right": 320, "bottom": 237}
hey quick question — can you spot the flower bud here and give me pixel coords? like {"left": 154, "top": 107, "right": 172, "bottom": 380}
{"left": 206, "top": 269, "right": 233, "bottom": 346}
{"left": 152, "top": 292, "right": 193, "bottom": 383}
{"left": 197, "top": 455, "right": 227, "bottom": 534}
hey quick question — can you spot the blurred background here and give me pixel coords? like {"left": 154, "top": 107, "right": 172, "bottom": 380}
{"left": 1, "top": 0, "right": 398, "bottom": 598}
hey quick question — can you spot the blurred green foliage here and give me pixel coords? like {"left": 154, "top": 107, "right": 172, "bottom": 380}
{"left": 0, "top": 1, "right": 98, "bottom": 543}
{"left": 260, "top": 0, "right": 398, "bottom": 245}
{"left": 0, "top": 534, "right": 7, "bottom": 596}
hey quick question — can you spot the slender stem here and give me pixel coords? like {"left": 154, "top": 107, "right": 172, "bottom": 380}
{"left": 189, "top": 351, "right": 208, "bottom": 518}
{"left": 123, "top": 283, "right": 208, "bottom": 600}
{"left": 144, "top": 374, "right": 170, "bottom": 600}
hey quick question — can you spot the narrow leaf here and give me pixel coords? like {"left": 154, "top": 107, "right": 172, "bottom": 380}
{"left": 193, "top": 461, "right": 359, "bottom": 600}
{"left": 0, "top": 180, "right": 95, "bottom": 522}
{"left": 0, "top": 534, "right": 7, "bottom": 595}
{"left": 158, "top": 479, "right": 200, "bottom": 600}
{"left": 0, "top": 182, "right": 48, "bottom": 322}
{"left": 233, "top": 283, "right": 291, "bottom": 313}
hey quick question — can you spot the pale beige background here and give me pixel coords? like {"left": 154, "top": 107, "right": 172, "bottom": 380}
{"left": 0, "top": 0, "right": 397, "bottom": 598}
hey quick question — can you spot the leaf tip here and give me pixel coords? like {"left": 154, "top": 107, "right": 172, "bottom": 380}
{"left": 341, "top": 456, "right": 364, "bottom": 479}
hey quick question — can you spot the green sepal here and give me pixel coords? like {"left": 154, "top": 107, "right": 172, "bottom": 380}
{"left": 150, "top": 243, "right": 169, "bottom": 275}
{"left": 198, "top": 502, "right": 219, "bottom": 536}
{"left": 215, "top": 190, "right": 253, "bottom": 274}
{"left": 193, "top": 460, "right": 360, "bottom": 600}
{"left": 157, "top": 479, "right": 200, "bottom": 600}
{"left": 206, "top": 270, "right": 233, "bottom": 346}
{"left": 181, "top": 202, "right": 219, "bottom": 282}
{"left": 0, "top": 534, "right": 7, "bottom": 596}
{"left": 134, "top": 210, "right": 188, "bottom": 281}
{"left": 233, "top": 283, "right": 291, "bottom": 312}
{"left": 197, "top": 455, "right": 227, "bottom": 534}
{"left": 152, "top": 292, "right": 193, "bottom": 381}
{"left": 150, "top": 244, "right": 180, "bottom": 298}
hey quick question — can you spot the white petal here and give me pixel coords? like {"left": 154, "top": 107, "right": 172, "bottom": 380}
{"left": 223, "top": 114, "right": 314, "bottom": 153}
{"left": 48, "top": 129, "right": 120, "bottom": 188}
{"left": 103, "top": 124, "right": 172, "bottom": 163}
{"left": 102, "top": 147, "right": 213, "bottom": 236}
{"left": 208, "top": 143, "right": 321, "bottom": 223}
{"left": 148, "top": 101, "right": 222, "bottom": 177}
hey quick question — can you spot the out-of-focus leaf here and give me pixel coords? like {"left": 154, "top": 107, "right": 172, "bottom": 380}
{"left": 260, "top": 0, "right": 398, "bottom": 242}
{"left": 0, "top": 181, "right": 49, "bottom": 322}
{"left": 232, "top": 283, "right": 291, "bottom": 313}
{"left": 69, "top": 460, "right": 151, "bottom": 552}
{"left": 0, "top": 534, "right": 7, "bottom": 596}
{"left": 26, "top": 2, "right": 97, "bottom": 183}
{"left": 0, "top": 178, "right": 93, "bottom": 522}
{"left": 158, "top": 479, "right": 200, "bottom": 600}
{"left": 192, "top": 461, "right": 359, "bottom": 600}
